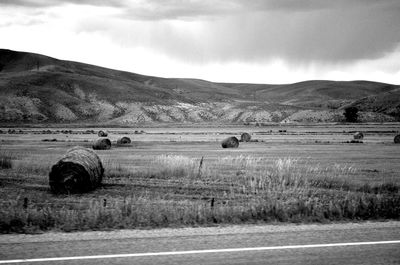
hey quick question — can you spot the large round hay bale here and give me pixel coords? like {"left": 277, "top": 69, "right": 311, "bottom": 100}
{"left": 117, "top": 136, "right": 131, "bottom": 144}
{"left": 394, "top": 134, "right": 400, "bottom": 144}
{"left": 49, "top": 146, "right": 104, "bottom": 194}
{"left": 353, "top": 132, "right": 364, "bottom": 140}
{"left": 221, "top": 136, "right": 239, "bottom": 148}
{"left": 98, "top": 130, "right": 108, "bottom": 137}
{"left": 240, "top": 132, "right": 251, "bottom": 142}
{"left": 92, "top": 138, "right": 111, "bottom": 150}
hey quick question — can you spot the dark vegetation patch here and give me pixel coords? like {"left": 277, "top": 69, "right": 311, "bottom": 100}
{"left": 0, "top": 152, "right": 13, "bottom": 169}
{"left": 343, "top": 140, "right": 364, "bottom": 144}
{"left": 42, "top": 138, "right": 58, "bottom": 142}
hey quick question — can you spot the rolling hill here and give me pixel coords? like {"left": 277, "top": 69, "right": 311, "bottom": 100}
{"left": 0, "top": 49, "right": 399, "bottom": 124}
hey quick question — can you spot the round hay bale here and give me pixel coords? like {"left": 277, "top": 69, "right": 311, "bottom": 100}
{"left": 240, "top": 132, "right": 251, "bottom": 142}
{"left": 353, "top": 132, "right": 364, "bottom": 140}
{"left": 394, "top": 134, "right": 400, "bottom": 144}
{"left": 117, "top": 136, "right": 131, "bottom": 144}
{"left": 92, "top": 138, "right": 111, "bottom": 150}
{"left": 221, "top": 136, "right": 239, "bottom": 148}
{"left": 49, "top": 146, "right": 104, "bottom": 194}
{"left": 98, "top": 130, "right": 108, "bottom": 137}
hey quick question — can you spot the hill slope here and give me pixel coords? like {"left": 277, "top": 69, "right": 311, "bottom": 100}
{"left": 0, "top": 49, "right": 399, "bottom": 124}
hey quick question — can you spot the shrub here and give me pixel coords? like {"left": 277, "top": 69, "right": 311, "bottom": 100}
{"left": 344, "top": 107, "right": 359, "bottom": 122}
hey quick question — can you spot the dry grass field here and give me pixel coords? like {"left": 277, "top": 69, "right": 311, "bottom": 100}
{"left": 0, "top": 123, "right": 399, "bottom": 233}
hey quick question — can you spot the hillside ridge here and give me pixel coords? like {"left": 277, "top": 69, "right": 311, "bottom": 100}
{"left": 0, "top": 49, "right": 399, "bottom": 124}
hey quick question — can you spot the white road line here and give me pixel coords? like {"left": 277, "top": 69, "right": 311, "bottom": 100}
{"left": 1, "top": 240, "right": 399, "bottom": 264}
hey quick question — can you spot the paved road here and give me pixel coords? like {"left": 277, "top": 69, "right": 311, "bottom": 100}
{"left": 0, "top": 222, "right": 399, "bottom": 265}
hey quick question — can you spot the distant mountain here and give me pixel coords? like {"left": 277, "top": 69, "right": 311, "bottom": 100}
{"left": 0, "top": 49, "right": 399, "bottom": 124}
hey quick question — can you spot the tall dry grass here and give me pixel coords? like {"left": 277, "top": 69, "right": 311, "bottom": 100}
{"left": 150, "top": 155, "right": 199, "bottom": 179}
{"left": 0, "top": 155, "right": 399, "bottom": 233}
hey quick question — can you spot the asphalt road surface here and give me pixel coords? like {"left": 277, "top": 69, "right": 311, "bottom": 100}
{"left": 0, "top": 222, "right": 399, "bottom": 265}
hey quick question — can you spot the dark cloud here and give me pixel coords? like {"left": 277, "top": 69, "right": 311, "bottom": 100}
{"left": 119, "top": 0, "right": 400, "bottom": 21}
{"left": 201, "top": 7, "right": 400, "bottom": 63}
{"left": 3, "top": 0, "right": 400, "bottom": 66}
{"left": 78, "top": 0, "right": 400, "bottom": 64}
{"left": 121, "top": 0, "right": 240, "bottom": 20}
{"left": 241, "top": 0, "right": 400, "bottom": 12}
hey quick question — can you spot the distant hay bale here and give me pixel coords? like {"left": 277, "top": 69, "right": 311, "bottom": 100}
{"left": 98, "top": 130, "right": 108, "bottom": 137}
{"left": 221, "top": 136, "right": 239, "bottom": 148}
{"left": 117, "top": 136, "right": 131, "bottom": 144}
{"left": 353, "top": 132, "right": 364, "bottom": 140}
{"left": 92, "top": 138, "right": 111, "bottom": 150}
{"left": 49, "top": 146, "right": 104, "bottom": 194}
{"left": 394, "top": 134, "right": 400, "bottom": 144}
{"left": 240, "top": 132, "right": 251, "bottom": 142}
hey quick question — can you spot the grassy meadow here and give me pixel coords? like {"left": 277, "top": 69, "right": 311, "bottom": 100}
{"left": 0, "top": 124, "right": 399, "bottom": 233}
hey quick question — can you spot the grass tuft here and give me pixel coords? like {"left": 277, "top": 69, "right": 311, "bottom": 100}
{"left": 0, "top": 151, "right": 13, "bottom": 169}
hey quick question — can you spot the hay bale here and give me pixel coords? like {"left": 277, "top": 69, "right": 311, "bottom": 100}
{"left": 117, "top": 136, "right": 131, "bottom": 144}
{"left": 240, "top": 132, "right": 251, "bottom": 142}
{"left": 353, "top": 132, "right": 364, "bottom": 140}
{"left": 394, "top": 134, "right": 400, "bottom": 144}
{"left": 92, "top": 138, "right": 111, "bottom": 150}
{"left": 221, "top": 136, "right": 239, "bottom": 148}
{"left": 98, "top": 130, "right": 108, "bottom": 137}
{"left": 49, "top": 146, "right": 104, "bottom": 194}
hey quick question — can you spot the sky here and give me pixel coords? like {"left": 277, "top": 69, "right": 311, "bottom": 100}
{"left": 1, "top": 0, "right": 400, "bottom": 84}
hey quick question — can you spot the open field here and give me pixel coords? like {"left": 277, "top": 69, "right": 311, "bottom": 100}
{"left": 0, "top": 123, "right": 399, "bottom": 233}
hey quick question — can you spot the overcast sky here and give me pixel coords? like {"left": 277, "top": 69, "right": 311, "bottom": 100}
{"left": 1, "top": 0, "right": 399, "bottom": 84}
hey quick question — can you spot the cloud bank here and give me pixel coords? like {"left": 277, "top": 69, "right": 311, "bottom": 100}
{"left": 0, "top": 0, "right": 399, "bottom": 83}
